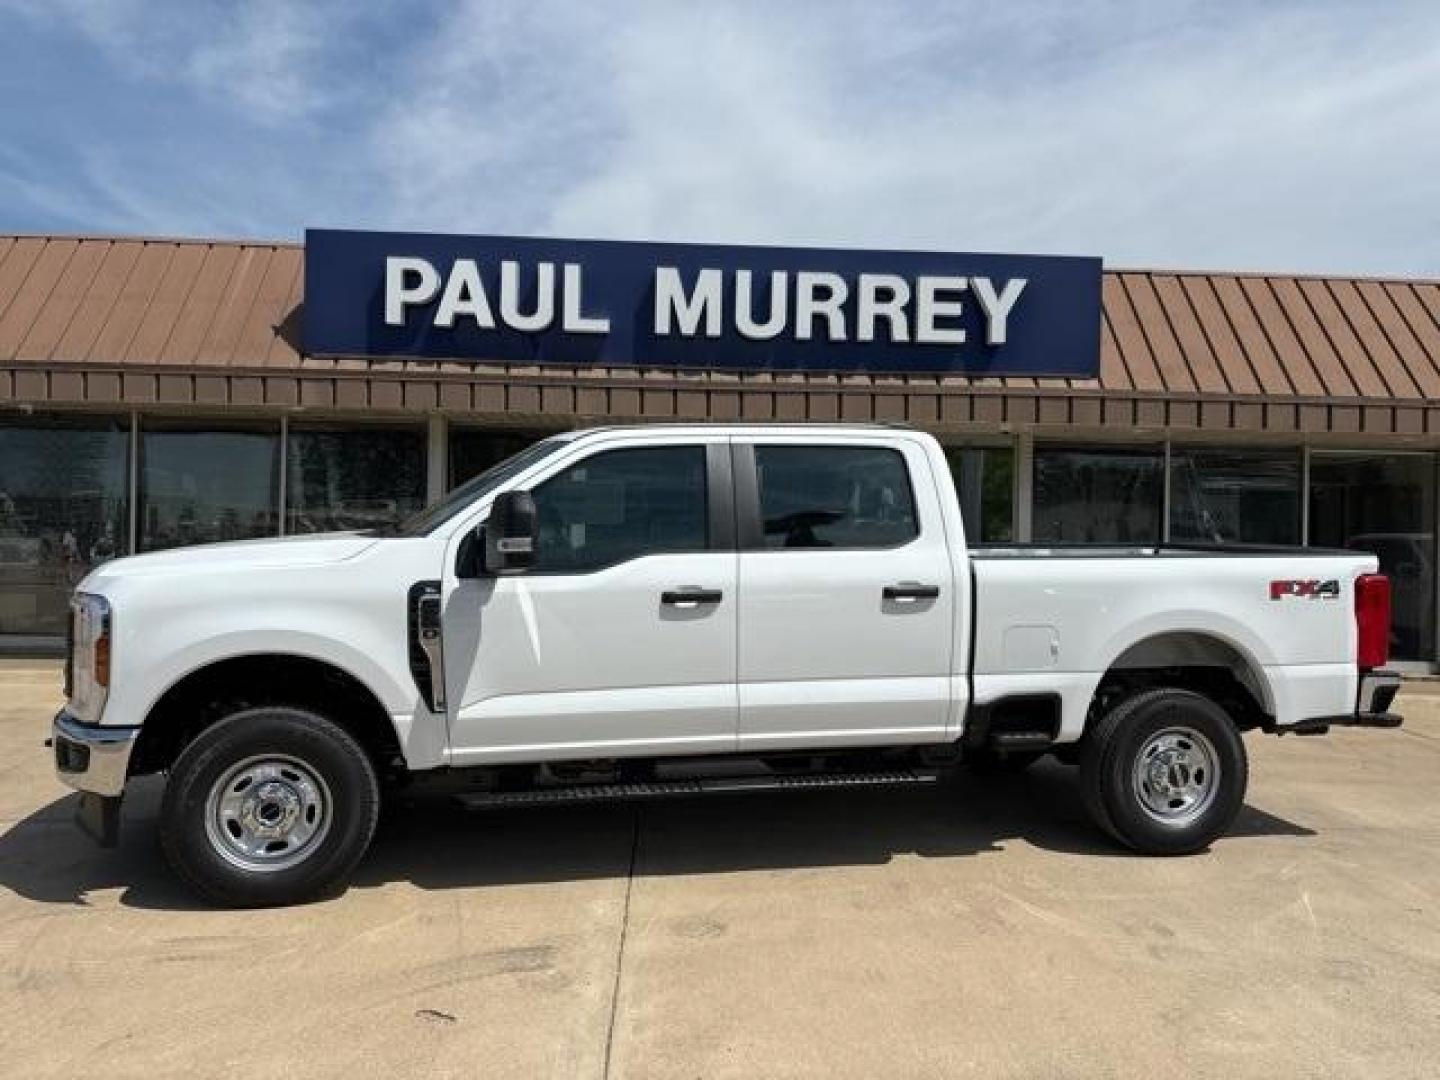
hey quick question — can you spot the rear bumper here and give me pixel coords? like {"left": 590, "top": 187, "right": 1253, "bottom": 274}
{"left": 1284, "top": 671, "right": 1404, "bottom": 735}
{"left": 1356, "top": 670, "right": 1402, "bottom": 719}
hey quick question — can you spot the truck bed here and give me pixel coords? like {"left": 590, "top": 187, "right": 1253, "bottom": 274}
{"left": 968, "top": 543, "right": 1378, "bottom": 741}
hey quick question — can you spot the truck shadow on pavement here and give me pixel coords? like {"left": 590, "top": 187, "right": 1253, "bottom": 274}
{"left": 0, "top": 762, "right": 1313, "bottom": 910}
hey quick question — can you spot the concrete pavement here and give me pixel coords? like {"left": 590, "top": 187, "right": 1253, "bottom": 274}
{"left": 3, "top": 661, "right": 1438, "bottom": 1079}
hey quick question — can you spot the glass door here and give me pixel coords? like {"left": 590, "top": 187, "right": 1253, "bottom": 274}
{"left": 1308, "top": 451, "right": 1436, "bottom": 662}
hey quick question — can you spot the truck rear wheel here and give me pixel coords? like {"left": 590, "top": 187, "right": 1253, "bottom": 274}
{"left": 160, "top": 706, "right": 380, "bottom": 907}
{"left": 1079, "top": 688, "right": 1247, "bottom": 855}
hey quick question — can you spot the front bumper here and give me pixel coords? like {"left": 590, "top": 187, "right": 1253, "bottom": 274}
{"left": 52, "top": 708, "right": 140, "bottom": 798}
{"left": 52, "top": 709, "right": 140, "bottom": 847}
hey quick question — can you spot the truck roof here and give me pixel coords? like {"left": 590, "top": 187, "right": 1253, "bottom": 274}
{"left": 559, "top": 422, "right": 918, "bottom": 439}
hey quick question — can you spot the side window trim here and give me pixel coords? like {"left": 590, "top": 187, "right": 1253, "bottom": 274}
{"left": 706, "top": 442, "right": 737, "bottom": 551}
{"left": 733, "top": 440, "right": 922, "bottom": 553}
{"left": 731, "top": 442, "right": 762, "bottom": 550}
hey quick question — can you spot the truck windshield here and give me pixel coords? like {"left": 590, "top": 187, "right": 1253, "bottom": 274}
{"left": 378, "top": 438, "right": 566, "bottom": 537}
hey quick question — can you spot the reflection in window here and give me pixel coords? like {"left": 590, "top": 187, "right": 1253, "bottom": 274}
{"left": 1309, "top": 452, "right": 1435, "bottom": 660}
{"left": 755, "top": 445, "right": 917, "bottom": 549}
{"left": 140, "top": 426, "right": 279, "bottom": 551}
{"left": 531, "top": 446, "right": 707, "bottom": 572}
{"left": 450, "top": 428, "right": 554, "bottom": 487}
{"left": 1033, "top": 446, "right": 1162, "bottom": 544}
{"left": 0, "top": 417, "right": 129, "bottom": 636}
{"left": 287, "top": 426, "right": 425, "bottom": 534}
{"left": 1169, "top": 447, "right": 1300, "bottom": 545}
{"left": 945, "top": 446, "right": 1014, "bottom": 543}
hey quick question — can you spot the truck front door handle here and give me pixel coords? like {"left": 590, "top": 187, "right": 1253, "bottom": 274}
{"left": 661, "top": 588, "right": 723, "bottom": 607}
{"left": 883, "top": 583, "right": 940, "bottom": 602}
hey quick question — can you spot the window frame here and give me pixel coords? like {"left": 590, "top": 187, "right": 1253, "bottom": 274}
{"left": 733, "top": 441, "right": 922, "bottom": 553}
{"left": 135, "top": 419, "right": 282, "bottom": 553}
{"left": 284, "top": 420, "right": 428, "bottom": 536}
{"left": 1166, "top": 444, "right": 1302, "bottom": 546}
{"left": 447, "top": 425, "right": 563, "bottom": 489}
{"left": 0, "top": 413, "right": 132, "bottom": 639}
{"left": 942, "top": 443, "right": 1016, "bottom": 545}
{"left": 1031, "top": 442, "right": 1165, "bottom": 546}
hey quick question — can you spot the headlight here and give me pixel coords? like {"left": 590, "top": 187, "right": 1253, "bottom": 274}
{"left": 69, "top": 593, "right": 112, "bottom": 723}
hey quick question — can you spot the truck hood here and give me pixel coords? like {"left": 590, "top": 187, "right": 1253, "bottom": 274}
{"left": 81, "top": 532, "right": 381, "bottom": 586}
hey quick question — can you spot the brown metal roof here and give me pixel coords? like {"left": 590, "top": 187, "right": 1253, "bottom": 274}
{"left": 1, "top": 233, "right": 1438, "bottom": 436}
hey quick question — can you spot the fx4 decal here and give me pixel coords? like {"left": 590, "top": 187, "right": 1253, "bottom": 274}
{"left": 1270, "top": 578, "right": 1341, "bottom": 601}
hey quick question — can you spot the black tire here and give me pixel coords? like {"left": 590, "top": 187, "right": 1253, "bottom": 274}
{"left": 160, "top": 706, "right": 380, "bottom": 907}
{"left": 1079, "top": 688, "right": 1247, "bottom": 855}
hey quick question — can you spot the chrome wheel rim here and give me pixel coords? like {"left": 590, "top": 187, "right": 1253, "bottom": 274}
{"left": 204, "top": 755, "right": 331, "bottom": 872}
{"left": 1131, "top": 726, "right": 1220, "bottom": 827}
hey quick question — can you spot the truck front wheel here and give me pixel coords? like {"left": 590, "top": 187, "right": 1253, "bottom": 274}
{"left": 1079, "top": 688, "right": 1247, "bottom": 855}
{"left": 160, "top": 706, "right": 380, "bottom": 907}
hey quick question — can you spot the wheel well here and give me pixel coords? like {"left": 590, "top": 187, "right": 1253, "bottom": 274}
{"left": 131, "top": 654, "right": 405, "bottom": 779}
{"left": 1090, "top": 632, "right": 1272, "bottom": 732}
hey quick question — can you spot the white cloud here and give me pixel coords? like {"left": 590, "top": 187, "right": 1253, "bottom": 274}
{"left": 359, "top": 0, "right": 1440, "bottom": 274}
{"left": 183, "top": 1, "right": 339, "bottom": 124}
{"left": 366, "top": 1, "right": 621, "bottom": 233}
{"left": 531, "top": 2, "right": 1440, "bottom": 272}
{"left": 3, "top": 0, "right": 1439, "bottom": 274}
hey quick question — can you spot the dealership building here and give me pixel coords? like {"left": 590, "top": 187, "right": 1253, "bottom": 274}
{"left": 1, "top": 229, "right": 1438, "bottom": 670}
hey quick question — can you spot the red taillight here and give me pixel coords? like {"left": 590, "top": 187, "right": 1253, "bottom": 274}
{"left": 1355, "top": 573, "right": 1391, "bottom": 671}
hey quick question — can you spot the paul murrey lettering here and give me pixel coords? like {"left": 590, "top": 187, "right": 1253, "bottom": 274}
{"left": 385, "top": 257, "right": 1026, "bottom": 346}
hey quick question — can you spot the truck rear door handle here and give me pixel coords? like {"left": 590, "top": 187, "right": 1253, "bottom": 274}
{"left": 661, "top": 588, "right": 723, "bottom": 607}
{"left": 883, "top": 583, "right": 940, "bottom": 602}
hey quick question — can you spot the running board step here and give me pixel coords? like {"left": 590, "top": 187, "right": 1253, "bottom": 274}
{"left": 455, "top": 769, "right": 941, "bottom": 809}
{"left": 988, "top": 731, "right": 1055, "bottom": 752}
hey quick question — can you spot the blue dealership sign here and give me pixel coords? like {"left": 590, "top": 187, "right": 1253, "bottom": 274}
{"left": 303, "top": 228, "right": 1101, "bottom": 376}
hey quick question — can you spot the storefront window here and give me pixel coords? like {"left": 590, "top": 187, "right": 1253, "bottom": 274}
{"left": 450, "top": 428, "right": 555, "bottom": 487}
{"left": 287, "top": 425, "right": 426, "bottom": 533}
{"left": 945, "top": 446, "right": 1014, "bottom": 543}
{"left": 1170, "top": 447, "right": 1301, "bottom": 545}
{"left": 1309, "top": 452, "right": 1435, "bottom": 660}
{"left": 139, "top": 424, "right": 279, "bottom": 551}
{"left": 0, "top": 417, "right": 130, "bottom": 636}
{"left": 1033, "top": 446, "right": 1162, "bottom": 544}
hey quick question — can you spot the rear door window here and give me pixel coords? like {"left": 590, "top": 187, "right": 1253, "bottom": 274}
{"left": 754, "top": 445, "right": 918, "bottom": 549}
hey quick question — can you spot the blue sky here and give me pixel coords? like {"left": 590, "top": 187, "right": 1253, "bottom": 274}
{"left": 2, "top": 0, "right": 1437, "bottom": 275}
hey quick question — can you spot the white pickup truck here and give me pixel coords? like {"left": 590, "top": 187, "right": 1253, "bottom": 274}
{"left": 52, "top": 424, "right": 1402, "bottom": 906}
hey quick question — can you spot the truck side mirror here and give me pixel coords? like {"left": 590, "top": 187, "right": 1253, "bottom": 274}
{"left": 482, "top": 490, "right": 538, "bottom": 575}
